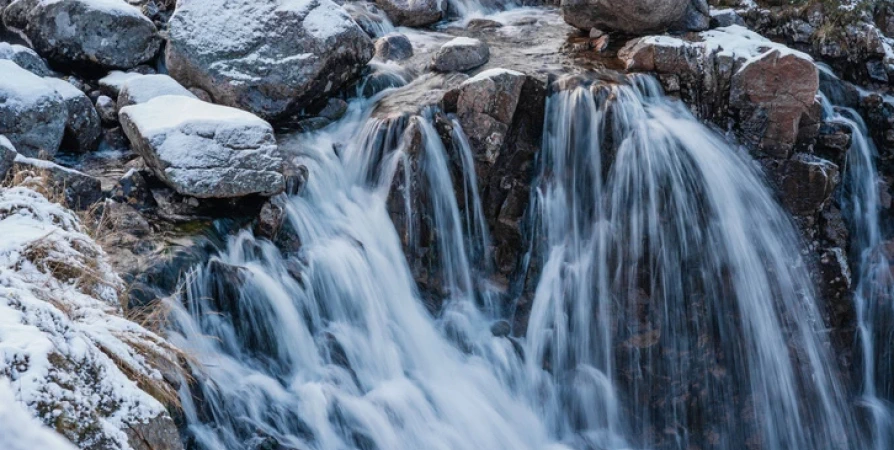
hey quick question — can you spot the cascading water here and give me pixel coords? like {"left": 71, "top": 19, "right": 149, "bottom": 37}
{"left": 819, "top": 72, "right": 894, "bottom": 449}
{"left": 164, "top": 64, "right": 870, "bottom": 449}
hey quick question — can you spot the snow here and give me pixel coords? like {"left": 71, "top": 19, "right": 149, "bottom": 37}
{"left": 463, "top": 68, "right": 524, "bottom": 85}
{"left": 121, "top": 95, "right": 271, "bottom": 136}
{"left": 119, "top": 74, "right": 197, "bottom": 107}
{"left": 442, "top": 36, "right": 482, "bottom": 48}
{"left": 0, "top": 185, "right": 176, "bottom": 449}
{"left": 302, "top": 0, "right": 353, "bottom": 41}
{"left": 0, "top": 380, "right": 77, "bottom": 450}
{"left": 41, "top": 76, "right": 84, "bottom": 101}
{"left": 0, "top": 60, "right": 59, "bottom": 106}
{"left": 38, "top": 0, "right": 145, "bottom": 18}
{"left": 700, "top": 25, "right": 812, "bottom": 62}
{"left": 99, "top": 71, "right": 144, "bottom": 96}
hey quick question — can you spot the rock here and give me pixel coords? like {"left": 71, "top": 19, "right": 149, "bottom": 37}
{"left": 119, "top": 95, "right": 285, "bottom": 198}
{"left": 96, "top": 95, "right": 118, "bottom": 125}
{"left": 671, "top": 0, "right": 710, "bottom": 32}
{"left": 188, "top": 87, "right": 213, "bottom": 103}
{"left": 589, "top": 27, "right": 605, "bottom": 38}
{"left": 255, "top": 197, "right": 285, "bottom": 239}
{"left": 452, "top": 68, "right": 526, "bottom": 165}
{"left": 860, "top": 94, "right": 894, "bottom": 158}
{"left": 100, "top": 200, "right": 152, "bottom": 237}
{"left": 0, "top": 42, "right": 52, "bottom": 76}
{"left": 710, "top": 8, "right": 744, "bottom": 28}
{"left": 2, "top": 0, "right": 161, "bottom": 69}
{"left": 765, "top": 153, "right": 839, "bottom": 216}
{"left": 432, "top": 37, "right": 489, "bottom": 72}
{"left": 490, "top": 320, "right": 511, "bottom": 337}
{"left": 0, "top": 60, "right": 66, "bottom": 157}
{"left": 467, "top": 18, "right": 503, "bottom": 31}
{"left": 317, "top": 97, "right": 348, "bottom": 121}
{"left": 591, "top": 34, "right": 610, "bottom": 52}
{"left": 99, "top": 71, "right": 145, "bottom": 97}
{"left": 42, "top": 77, "right": 101, "bottom": 152}
{"left": 730, "top": 49, "right": 819, "bottom": 158}
{"left": 0, "top": 135, "right": 17, "bottom": 180}
{"left": 374, "top": 0, "right": 443, "bottom": 27}
{"left": 124, "top": 414, "right": 185, "bottom": 450}
{"left": 111, "top": 168, "right": 157, "bottom": 210}
{"left": 815, "top": 121, "right": 852, "bottom": 165}
{"left": 166, "top": 0, "right": 375, "bottom": 121}
{"left": 374, "top": 32, "right": 413, "bottom": 61}
{"left": 561, "top": 0, "right": 693, "bottom": 33}
{"left": 12, "top": 154, "right": 102, "bottom": 208}
{"left": 117, "top": 74, "right": 197, "bottom": 109}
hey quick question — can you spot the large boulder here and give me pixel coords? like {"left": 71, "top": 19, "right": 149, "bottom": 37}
{"left": 119, "top": 95, "right": 285, "bottom": 198}
{"left": 561, "top": 0, "right": 701, "bottom": 33}
{"left": 0, "top": 60, "right": 66, "bottom": 157}
{"left": 432, "top": 37, "right": 489, "bottom": 72}
{"left": 42, "top": 77, "right": 101, "bottom": 152}
{"left": 374, "top": 0, "right": 443, "bottom": 27}
{"left": 2, "top": 0, "right": 161, "bottom": 70}
{"left": 0, "top": 42, "right": 53, "bottom": 76}
{"left": 166, "top": 0, "right": 375, "bottom": 121}
{"left": 375, "top": 32, "right": 414, "bottom": 61}
{"left": 118, "top": 74, "right": 197, "bottom": 109}
{"left": 451, "top": 68, "right": 526, "bottom": 165}
{"left": 764, "top": 153, "right": 840, "bottom": 216}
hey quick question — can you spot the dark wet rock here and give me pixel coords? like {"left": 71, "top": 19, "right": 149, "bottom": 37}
{"left": 0, "top": 42, "right": 52, "bottom": 76}
{"left": 120, "top": 95, "right": 285, "bottom": 198}
{"left": 0, "top": 135, "right": 17, "bottom": 180}
{"left": 764, "top": 153, "right": 839, "bottom": 217}
{"left": 0, "top": 60, "right": 66, "bottom": 157}
{"left": 255, "top": 197, "right": 285, "bottom": 240}
{"left": 125, "top": 414, "right": 184, "bottom": 450}
{"left": 820, "top": 205, "right": 849, "bottom": 250}
{"left": 12, "top": 154, "right": 102, "bottom": 208}
{"left": 375, "top": 32, "right": 414, "bottom": 61}
{"left": 42, "top": 77, "right": 101, "bottom": 153}
{"left": 96, "top": 95, "right": 118, "bottom": 125}
{"left": 468, "top": 18, "right": 503, "bottom": 31}
{"left": 101, "top": 126, "right": 131, "bottom": 151}
{"left": 432, "top": 37, "right": 490, "bottom": 72}
{"left": 166, "top": 0, "right": 375, "bottom": 121}
{"left": 490, "top": 320, "right": 511, "bottom": 337}
{"left": 710, "top": 8, "right": 744, "bottom": 28}
{"left": 100, "top": 200, "right": 152, "bottom": 237}
{"left": 375, "top": 0, "right": 443, "bottom": 27}
{"left": 562, "top": 0, "right": 698, "bottom": 33}
{"left": 671, "top": 0, "right": 710, "bottom": 32}
{"left": 317, "top": 97, "right": 349, "bottom": 121}
{"left": 111, "top": 168, "right": 157, "bottom": 210}
{"left": 815, "top": 121, "right": 853, "bottom": 165}
{"left": 2, "top": 0, "right": 161, "bottom": 70}
{"left": 861, "top": 94, "right": 894, "bottom": 160}
{"left": 118, "top": 74, "right": 197, "bottom": 109}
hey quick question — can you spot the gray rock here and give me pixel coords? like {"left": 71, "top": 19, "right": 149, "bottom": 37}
{"left": 2, "top": 0, "right": 161, "bottom": 70}
{"left": 110, "top": 168, "right": 156, "bottom": 210}
{"left": 119, "top": 95, "right": 285, "bottom": 198}
{"left": 0, "top": 60, "right": 66, "bottom": 157}
{"left": 671, "top": 0, "right": 709, "bottom": 32}
{"left": 0, "top": 135, "right": 17, "bottom": 180}
{"left": 118, "top": 74, "right": 197, "bottom": 109}
{"left": 375, "top": 32, "right": 414, "bottom": 61}
{"left": 42, "top": 77, "right": 101, "bottom": 152}
{"left": 188, "top": 87, "right": 212, "bottom": 103}
{"left": 375, "top": 0, "right": 443, "bottom": 27}
{"left": 96, "top": 95, "right": 118, "bottom": 125}
{"left": 452, "top": 68, "right": 526, "bottom": 164}
{"left": 765, "top": 153, "right": 839, "bottom": 216}
{"left": 166, "top": 0, "right": 375, "bottom": 121}
{"left": 12, "top": 154, "right": 102, "bottom": 208}
{"left": 317, "top": 97, "right": 348, "bottom": 121}
{"left": 710, "top": 9, "right": 745, "bottom": 28}
{"left": 99, "top": 71, "right": 145, "bottom": 97}
{"left": 124, "top": 415, "right": 184, "bottom": 450}
{"left": 0, "top": 42, "right": 53, "bottom": 76}
{"left": 561, "top": 0, "right": 692, "bottom": 33}
{"left": 432, "top": 37, "right": 489, "bottom": 72}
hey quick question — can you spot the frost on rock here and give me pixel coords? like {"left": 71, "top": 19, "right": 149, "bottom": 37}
{"left": 0, "top": 185, "right": 180, "bottom": 449}
{"left": 0, "top": 60, "right": 66, "bottom": 157}
{"left": 119, "top": 95, "right": 285, "bottom": 198}
{"left": 117, "top": 74, "right": 197, "bottom": 109}
{"left": 165, "top": 0, "right": 374, "bottom": 120}
{"left": 0, "top": 380, "right": 77, "bottom": 450}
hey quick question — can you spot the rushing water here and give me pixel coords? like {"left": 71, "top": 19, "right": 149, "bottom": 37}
{"left": 165, "top": 64, "right": 874, "bottom": 449}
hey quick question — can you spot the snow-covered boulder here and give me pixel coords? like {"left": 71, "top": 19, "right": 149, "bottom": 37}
{"left": 99, "top": 70, "right": 145, "bottom": 97}
{"left": 2, "top": 0, "right": 161, "bottom": 70}
{"left": 432, "top": 37, "right": 490, "bottom": 72}
{"left": 118, "top": 74, "right": 197, "bottom": 109}
{"left": 119, "top": 95, "right": 285, "bottom": 198}
{"left": 42, "top": 77, "right": 101, "bottom": 152}
{"left": 0, "top": 60, "right": 66, "bottom": 157}
{"left": 166, "top": 0, "right": 375, "bottom": 121}
{"left": 0, "top": 185, "right": 183, "bottom": 450}
{"left": 0, "top": 42, "right": 52, "bottom": 76}
{"left": 375, "top": 0, "right": 444, "bottom": 27}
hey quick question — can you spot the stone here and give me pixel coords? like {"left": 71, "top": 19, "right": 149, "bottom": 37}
{"left": 730, "top": 49, "right": 819, "bottom": 158}
{"left": 815, "top": 121, "right": 852, "bottom": 165}
{"left": 166, "top": 0, "right": 375, "bottom": 121}
{"left": 12, "top": 154, "right": 103, "bottom": 208}
{"left": 374, "top": 0, "right": 443, "bottom": 27}
{"left": 100, "top": 200, "right": 152, "bottom": 237}
{"left": 99, "top": 71, "right": 145, "bottom": 97}
{"left": 561, "top": 0, "right": 694, "bottom": 33}
{"left": 119, "top": 95, "right": 285, "bottom": 198}
{"left": 467, "top": 18, "right": 503, "bottom": 31}
{"left": 710, "top": 9, "right": 744, "bottom": 28}
{"left": 117, "top": 74, "right": 197, "bottom": 109}
{"left": 452, "top": 68, "right": 526, "bottom": 165}
{"left": 0, "top": 60, "right": 66, "bottom": 157}
{"left": 110, "top": 168, "right": 157, "bottom": 210}
{"left": 0, "top": 135, "right": 17, "bottom": 180}
{"left": 124, "top": 415, "right": 185, "bottom": 450}
{"left": 765, "top": 153, "right": 839, "bottom": 216}
{"left": 0, "top": 42, "right": 53, "bottom": 76}
{"left": 432, "top": 37, "right": 489, "bottom": 72}
{"left": 374, "top": 32, "right": 414, "bottom": 61}
{"left": 42, "top": 77, "right": 101, "bottom": 152}
{"left": 188, "top": 87, "right": 213, "bottom": 103}
{"left": 671, "top": 0, "right": 710, "bottom": 32}
{"left": 255, "top": 197, "right": 285, "bottom": 239}
{"left": 591, "top": 34, "right": 610, "bottom": 52}
{"left": 317, "top": 97, "right": 348, "bottom": 121}
{"left": 2, "top": 0, "right": 161, "bottom": 69}
{"left": 96, "top": 95, "right": 118, "bottom": 125}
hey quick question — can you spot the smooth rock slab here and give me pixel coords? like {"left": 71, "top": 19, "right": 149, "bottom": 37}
{"left": 42, "top": 77, "right": 101, "bottom": 152}
{"left": 0, "top": 60, "right": 66, "bottom": 157}
{"left": 119, "top": 95, "right": 285, "bottom": 198}
{"left": 118, "top": 74, "right": 197, "bottom": 109}
{"left": 561, "top": 0, "right": 692, "bottom": 33}
{"left": 166, "top": 0, "right": 374, "bottom": 121}
{"left": 432, "top": 37, "right": 489, "bottom": 72}
{"left": 2, "top": 0, "right": 161, "bottom": 69}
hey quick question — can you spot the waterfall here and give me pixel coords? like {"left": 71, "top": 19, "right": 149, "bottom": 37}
{"left": 819, "top": 80, "right": 894, "bottom": 449}
{"left": 164, "top": 71, "right": 868, "bottom": 450}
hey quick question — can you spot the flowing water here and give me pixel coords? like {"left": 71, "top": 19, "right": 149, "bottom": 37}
{"left": 163, "top": 53, "right": 874, "bottom": 448}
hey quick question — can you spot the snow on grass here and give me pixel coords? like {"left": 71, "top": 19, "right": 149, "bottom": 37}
{"left": 0, "top": 184, "right": 179, "bottom": 449}
{"left": 0, "top": 380, "right": 77, "bottom": 450}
